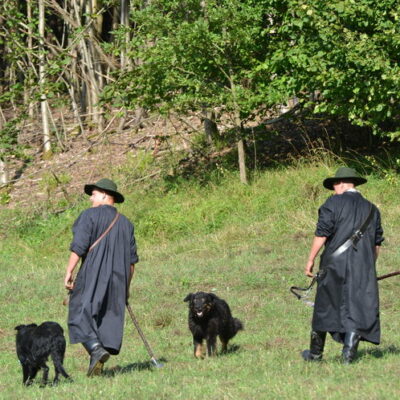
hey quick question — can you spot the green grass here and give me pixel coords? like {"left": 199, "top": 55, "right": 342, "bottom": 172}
{"left": 1, "top": 162, "right": 400, "bottom": 399}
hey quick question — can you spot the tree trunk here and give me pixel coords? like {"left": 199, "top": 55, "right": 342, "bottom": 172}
{"left": 230, "top": 75, "right": 247, "bottom": 184}
{"left": 85, "top": 0, "right": 103, "bottom": 130}
{"left": 0, "top": 158, "right": 7, "bottom": 185}
{"left": 237, "top": 137, "right": 247, "bottom": 184}
{"left": 120, "top": 0, "right": 130, "bottom": 69}
{"left": 26, "top": 0, "right": 36, "bottom": 119}
{"left": 117, "top": 0, "right": 130, "bottom": 131}
{"left": 0, "top": 110, "right": 6, "bottom": 185}
{"left": 202, "top": 108, "right": 219, "bottom": 144}
{"left": 39, "top": 0, "right": 51, "bottom": 154}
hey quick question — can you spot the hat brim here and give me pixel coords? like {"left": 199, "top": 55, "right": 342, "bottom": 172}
{"left": 84, "top": 184, "right": 124, "bottom": 203}
{"left": 323, "top": 177, "right": 367, "bottom": 190}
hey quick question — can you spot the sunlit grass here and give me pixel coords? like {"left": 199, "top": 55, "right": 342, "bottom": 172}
{"left": 1, "top": 161, "right": 400, "bottom": 399}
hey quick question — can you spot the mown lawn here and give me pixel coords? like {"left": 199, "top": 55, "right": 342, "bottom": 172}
{"left": 1, "top": 163, "right": 400, "bottom": 399}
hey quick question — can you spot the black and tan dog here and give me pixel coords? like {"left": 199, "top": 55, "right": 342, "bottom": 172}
{"left": 184, "top": 292, "right": 243, "bottom": 358}
{"left": 15, "top": 322, "right": 71, "bottom": 386}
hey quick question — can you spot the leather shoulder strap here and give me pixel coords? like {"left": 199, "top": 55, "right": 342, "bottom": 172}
{"left": 348, "top": 203, "right": 375, "bottom": 248}
{"left": 355, "top": 203, "right": 375, "bottom": 238}
{"left": 89, "top": 212, "right": 120, "bottom": 252}
{"left": 326, "top": 203, "right": 375, "bottom": 261}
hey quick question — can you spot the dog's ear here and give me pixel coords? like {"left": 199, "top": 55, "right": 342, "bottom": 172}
{"left": 183, "top": 293, "right": 194, "bottom": 302}
{"left": 208, "top": 293, "right": 218, "bottom": 301}
{"left": 14, "top": 325, "right": 25, "bottom": 331}
{"left": 15, "top": 323, "right": 37, "bottom": 331}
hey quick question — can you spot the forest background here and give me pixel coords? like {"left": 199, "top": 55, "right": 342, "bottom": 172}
{"left": 2, "top": 1, "right": 400, "bottom": 399}
{"left": 2, "top": 0, "right": 400, "bottom": 195}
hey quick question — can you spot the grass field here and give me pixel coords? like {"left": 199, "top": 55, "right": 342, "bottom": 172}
{"left": 1, "top": 161, "right": 400, "bottom": 399}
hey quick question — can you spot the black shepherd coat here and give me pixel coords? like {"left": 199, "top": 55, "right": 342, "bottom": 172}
{"left": 68, "top": 205, "right": 138, "bottom": 354}
{"left": 312, "top": 190, "right": 384, "bottom": 344}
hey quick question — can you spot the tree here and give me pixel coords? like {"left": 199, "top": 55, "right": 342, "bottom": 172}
{"left": 0, "top": 0, "right": 125, "bottom": 173}
{"left": 105, "top": 0, "right": 282, "bottom": 183}
{"left": 39, "top": 0, "right": 51, "bottom": 154}
{"left": 2, "top": 0, "right": 400, "bottom": 188}
{"left": 266, "top": 0, "right": 400, "bottom": 138}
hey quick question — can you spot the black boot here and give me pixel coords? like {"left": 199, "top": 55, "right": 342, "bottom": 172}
{"left": 83, "top": 339, "right": 110, "bottom": 377}
{"left": 302, "top": 331, "right": 326, "bottom": 361}
{"left": 342, "top": 332, "right": 361, "bottom": 364}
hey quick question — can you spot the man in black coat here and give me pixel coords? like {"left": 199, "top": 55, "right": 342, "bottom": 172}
{"left": 302, "top": 167, "right": 384, "bottom": 363}
{"left": 64, "top": 179, "right": 139, "bottom": 376}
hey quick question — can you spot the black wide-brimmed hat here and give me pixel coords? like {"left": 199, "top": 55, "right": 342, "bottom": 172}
{"left": 323, "top": 167, "right": 367, "bottom": 190}
{"left": 84, "top": 178, "right": 124, "bottom": 203}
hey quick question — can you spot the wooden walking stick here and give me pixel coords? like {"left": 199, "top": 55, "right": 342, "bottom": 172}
{"left": 126, "top": 302, "right": 164, "bottom": 368}
{"left": 377, "top": 270, "right": 400, "bottom": 281}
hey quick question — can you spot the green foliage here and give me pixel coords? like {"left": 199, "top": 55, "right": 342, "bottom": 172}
{"left": 364, "top": 153, "right": 400, "bottom": 185}
{"left": 39, "top": 172, "right": 72, "bottom": 197}
{"left": 102, "top": 0, "right": 400, "bottom": 140}
{"left": 0, "top": 187, "right": 11, "bottom": 205}
{"left": 104, "top": 0, "right": 278, "bottom": 123}
{"left": 2, "top": 0, "right": 400, "bottom": 164}
{"left": 0, "top": 116, "right": 28, "bottom": 159}
{"left": 268, "top": 0, "right": 400, "bottom": 137}
{"left": 0, "top": 1, "right": 71, "bottom": 159}
{"left": 115, "top": 150, "right": 157, "bottom": 184}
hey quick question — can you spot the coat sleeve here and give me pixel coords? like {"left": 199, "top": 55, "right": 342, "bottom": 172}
{"left": 315, "top": 196, "right": 335, "bottom": 238}
{"left": 70, "top": 210, "right": 93, "bottom": 257}
{"left": 374, "top": 207, "right": 384, "bottom": 246}
{"left": 130, "top": 224, "right": 139, "bottom": 264}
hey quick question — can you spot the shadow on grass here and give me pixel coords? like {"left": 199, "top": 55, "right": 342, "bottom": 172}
{"left": 220, "top": 344, "right": 241, "bottom": 356}
{"left": 103, "top": 357, "right": 168, "bottom": 377}
{"left": 358, "top": 345, "right": 400, "bottom": 360}
{"left": 330, "top": 345, "right": 400, "bottom": 363}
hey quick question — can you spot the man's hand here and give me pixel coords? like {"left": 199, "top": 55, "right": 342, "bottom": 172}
{"left": 305, "top": 236, "right": 327, "bottom": 278}
{"left": 64, "top": 252, "right": 80, "bottom": 290}
{"left": 126, "top": 264, "right": 135, "bottom": 304}
{"left": 64, "top": 271, "right": 74, "bottom": 290}
{"left": 305, "top": 260, "right": 315, "bottom": 278}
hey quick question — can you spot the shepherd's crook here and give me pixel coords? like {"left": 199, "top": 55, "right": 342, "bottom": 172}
{"left": 289, "top": 274, "right": 318, "bottom": 307}
{"left": 377, "top": 270, "right": 400, "bottom": 281}
{"left": 126, "top": 302, "right": 164, "bottom": 368}
{"left": 290, "top": 270, "right": 400, "bottom": 306}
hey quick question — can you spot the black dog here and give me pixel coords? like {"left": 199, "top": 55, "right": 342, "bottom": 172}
{"left": 15, "top": 322, "right": 71, "bottom": 386}
{"left": 184, "top": 292, "right": 243, "bottom": 358}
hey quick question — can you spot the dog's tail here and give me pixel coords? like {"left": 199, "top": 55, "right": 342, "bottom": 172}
{"left": 233, "top": 318, "right": 244, "bottom": 333}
